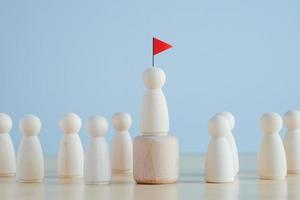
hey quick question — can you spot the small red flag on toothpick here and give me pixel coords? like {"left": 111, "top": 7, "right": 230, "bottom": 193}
{"left": 152, "top": 37, "right": 172, "bottom": 66}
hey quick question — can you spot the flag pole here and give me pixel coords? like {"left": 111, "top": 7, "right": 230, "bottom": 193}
{"left": 152, "top": 37, "right": 154, "bottom": 67}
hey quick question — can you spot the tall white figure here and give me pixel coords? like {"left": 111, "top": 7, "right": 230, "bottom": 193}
{"left": 205, "top": 114, "right": 234, "bottom": 183}
{"left": 257, "top": 112, "right": 287, "bottom": 179}
{"left": 133, "top": 67, "right": 179, "bottom": 184}
{"left": 111, "top": 112, "right": 133, "bottom": 174}
{"left": 17, "top": 115, "right": 44, "bottom": 182}
{"left": 58, "top": 113, "right": 84, "bottom": 178}
{"left": 217, "top": 112, "right": 239, "bottom": 176}
{"left": 283, "top": 110, "right": 300, "bottom": 174}
{"left": 140, "top": 67, "right": 169, "bottom": 134}
{"left": 0, "top": 113, "right": 16, "bottom": 176}
{"left": 84, "top": 116, "right": 111, "bottom": 184}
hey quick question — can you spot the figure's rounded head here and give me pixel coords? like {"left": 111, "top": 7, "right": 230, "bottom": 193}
{"left": 208, "top": 115, "right": 230, "bottom": 137}
{"left": 20, "top": 115, "right": 41, "bottom": 136}
{"left": 217, "top": 111, "right": 235, "bottom": 130}
{"left": 0, "top": 113, "right": 12, "bottom": 134}
{"left": 143, "top": 67, "right": 166, "bottom": 89}
{"left": 86, "top": 116, "right": 108, "bottom": 137}
{"left": 260, "top": 112, "right": 282, "bottom": 134}
{"left": 60, "top": 113, "right": 81, "bottom": 134}
{"left": 284, "top": 110, "right": 300, "bottom": 130}
{"left": 112, "top": 112, "right": 132, "bottom": 132}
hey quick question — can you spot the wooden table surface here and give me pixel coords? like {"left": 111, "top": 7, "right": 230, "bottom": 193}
{"left": 0, "top": 154, "right": 298, "bottom": 200}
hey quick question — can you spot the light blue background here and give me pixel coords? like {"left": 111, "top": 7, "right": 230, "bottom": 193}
{"left": 0, "top": 0, "right": 299, "bottom": 154}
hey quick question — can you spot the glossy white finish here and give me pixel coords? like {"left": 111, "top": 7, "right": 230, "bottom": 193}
{"left": 205, "top": 115, "right": 234, "bottom": 183}
{"left": 17, "top": 115, "right": 44, "bottom": 182}
{"left": 257, "top": 112, "right": 287, "bottom": 179}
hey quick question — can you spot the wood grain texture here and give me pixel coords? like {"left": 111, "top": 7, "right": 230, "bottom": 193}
{"left": 133, "top": 135, "right": 179, "bottom": 184}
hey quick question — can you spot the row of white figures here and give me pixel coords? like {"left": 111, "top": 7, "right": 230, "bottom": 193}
{"left": 0, "top": 112, "right": 133, "bottom": 184}
{"left": 205, "top": 110, "right": 300, "bottom": 183}
{"left": 85, "top": 112, "right": 133, "bottom": 184}
{"left": 258, "top": 110, "right": 300, "bottom": 179}
{"left": 0, "top": 66, "right": 179, "bottom": 185}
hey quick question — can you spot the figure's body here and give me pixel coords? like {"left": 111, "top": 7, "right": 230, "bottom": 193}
{"left": 58, "top": 113, "right": 84, "bottom": 178}
{"left": 205, "top": 115, "right": 234, "bottom": 183}
{"left": 257, "top": 112, "right": 287, "bottom": 179}
{"left": 217, "top": 112, "right": 239, "bottom": 176}
{"left": 0, "top": 113, "right": 16, "bottom": 176}
{"left": 111, "top": 112, "right": 133, "bottom": 173}
{"left": 84, "top": 116, "right": 111, "bottom": 184}
{"left": 283, "top": 110, "right": 300, "bottom": 173}
{"left": 17, "top": 115, "right": 44, "bottom": 182}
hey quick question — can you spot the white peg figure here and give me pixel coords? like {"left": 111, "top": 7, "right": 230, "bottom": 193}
{"left": 140, "top": 67, "right": 169, "bottom": 134}
{"left": 0, "top": 113, "right": 16, "bottom": 176}
{"left": 111, "top": 112, "right": 133, "bottom": 174}
{"left": 217, "top": 112, "right": 239, "bottom": 176}
{"left": 257, "top": 112, "right": 287, "bottom": 179}
{"left": 17, "top": 115, "right": 44, "bottom": 182}
{"left": 133, "top": 67, "right": 179, "bottom": 184}
{"left": 84, "top": 116, "right": 111, "bottom": 184}
{"left": 205, "top": 115, "right": 234, "bottom": 183}
{"left": 283, "top": 110, "right": 300, "bottom": 174}
{"left": 58, "top": 113, "right": 84, "bottom": 178}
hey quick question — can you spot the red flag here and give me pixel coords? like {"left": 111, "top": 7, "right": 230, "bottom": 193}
{"left": 153, "top": 37, "right": 172, "bottom": 55}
